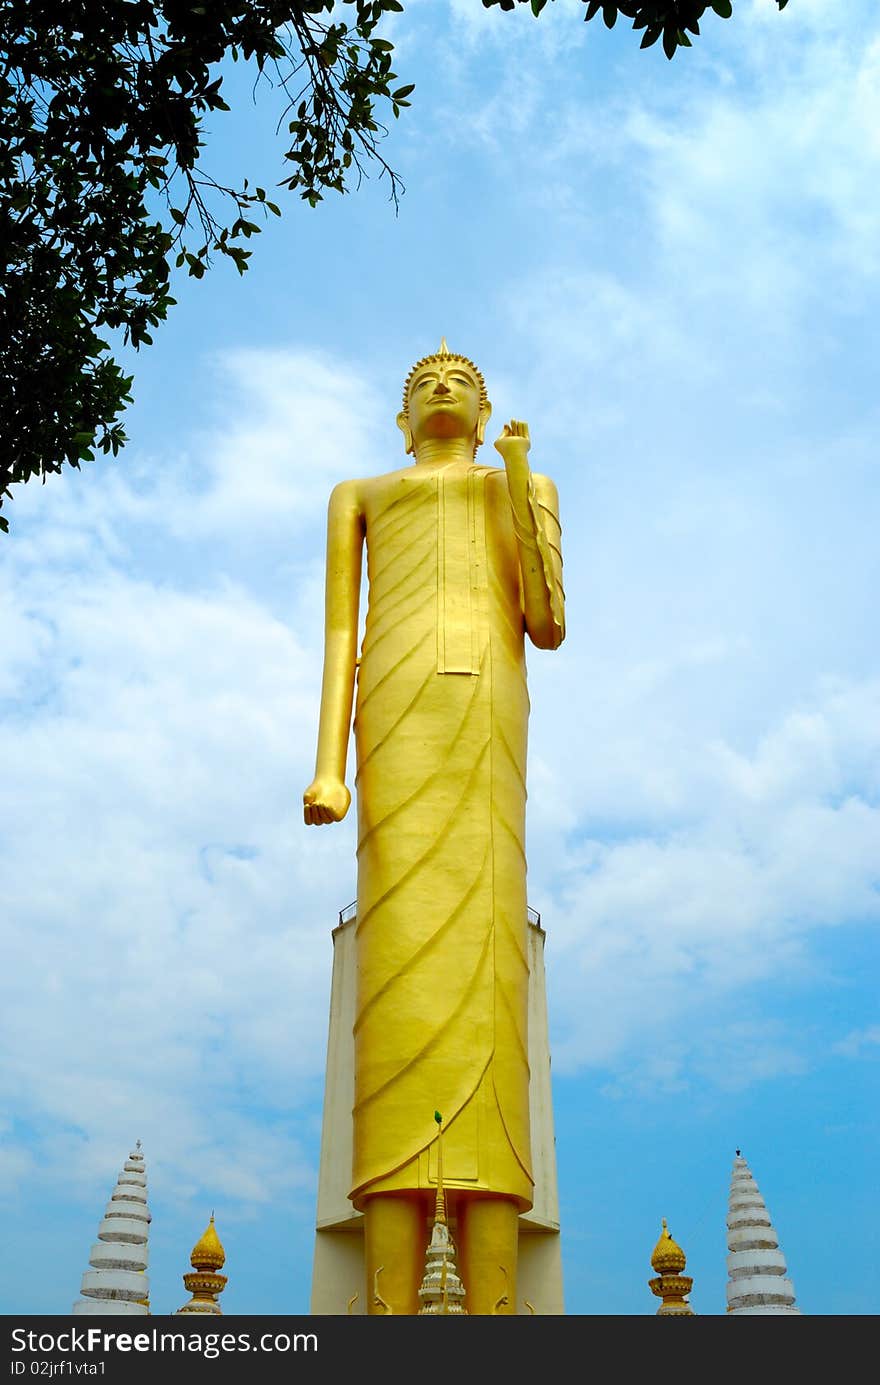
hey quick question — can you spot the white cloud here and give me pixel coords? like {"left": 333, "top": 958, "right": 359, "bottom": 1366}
{"left": 0, "top": 350, "right": 372, "bottom": 1208}
{"left": 446, "top": 0, "right": 589, "bottom": 56}
{"left": 598, "top": 1019, "right": 808, "bottom": 1100}
{"left": 532, "top": 676, "right": 880, "bottom": 1080}
{"left": 833, "top": 1025, "right": 880, "bottom": 1059}
{"left": 5, "top": 348, "right": 385, "bottom": 564}
{"left": 625, "top": 22, "right": 880, "bottom": 294}
{"left": 177, "top": 348, "right": 385, "bottom": 539}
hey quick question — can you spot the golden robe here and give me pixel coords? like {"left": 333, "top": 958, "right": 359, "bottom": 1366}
{"left": 349, "top": 460, "right": 563, "bottom": 1211}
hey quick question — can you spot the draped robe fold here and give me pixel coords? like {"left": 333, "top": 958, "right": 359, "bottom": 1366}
{"left": 349, "top": 459, "right": 563, "bottom": 1212}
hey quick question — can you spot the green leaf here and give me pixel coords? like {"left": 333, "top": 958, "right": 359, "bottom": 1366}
{"left": 711, "top": 0, "right": 733, "bottom": 17}
{"left": 0, "top": 0, "right": 418, "bottom": 529}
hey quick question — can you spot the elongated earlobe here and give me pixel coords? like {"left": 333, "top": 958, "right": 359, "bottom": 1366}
{"left": 397, "top": 409, "right": 414, "bottom": 455}
{"left": 476, "top": 401, "right": 492, "bottom": 448}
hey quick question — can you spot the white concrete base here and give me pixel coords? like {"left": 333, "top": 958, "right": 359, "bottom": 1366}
{"left": 72, "top": 1300, "right": 149, "bottom": 1316}
{"left": 310, "top": 914, "right": 564, "bottom": 1316}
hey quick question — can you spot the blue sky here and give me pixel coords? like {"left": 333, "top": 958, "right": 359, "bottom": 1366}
{"left": 1, "top": 0, "right": 877, "bottom": 1316}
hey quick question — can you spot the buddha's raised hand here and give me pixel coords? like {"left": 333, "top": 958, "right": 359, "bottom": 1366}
{"left": 493, "top": 420, "right": 531, "bottom": 463}
{"left": 303, "top": 776, "right": 351, "bottom": 825}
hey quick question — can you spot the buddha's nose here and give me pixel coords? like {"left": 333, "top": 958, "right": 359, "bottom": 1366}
{"left": 433, "top": 380, "right": 451, "bottom": 395}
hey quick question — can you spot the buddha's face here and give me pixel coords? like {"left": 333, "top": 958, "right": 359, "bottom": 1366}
{"left": 406, "top": 360, "right": 484, "bottom": 445}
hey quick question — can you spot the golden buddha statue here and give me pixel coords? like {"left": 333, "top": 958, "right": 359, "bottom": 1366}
{"left": 304, "top": 340, "right": 565, "bottom": 1314}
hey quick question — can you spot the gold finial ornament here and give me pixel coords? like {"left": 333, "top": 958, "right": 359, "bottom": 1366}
{"left": 304, "top": 341, "right": 566, "bottom": 1312}
{"left": 190, "top": 1212, "right": 226, "bottom": 1272}
{"left": 651, "top": 1217, "right": 686, "bottom": 1275}
{"left": 648, "top": 1219, "right": 695, "bottom": 1316}
{"left": 175, "top": 1214, "right": 228, "bottom": 1315}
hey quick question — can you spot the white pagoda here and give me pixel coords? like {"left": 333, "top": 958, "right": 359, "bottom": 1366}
{"left": 72, "top": 1142, "right": 151, "bottom": 1315}
{"left": 726, "top": 1150, "right": 800, "bottom": 1315}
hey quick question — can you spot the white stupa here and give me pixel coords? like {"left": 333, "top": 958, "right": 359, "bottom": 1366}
{"left": 73, "top": 1142, "right": 151, "bottom": 1315}
{"left": 726, "top": 1150, "right": 800, "bottom": 1315}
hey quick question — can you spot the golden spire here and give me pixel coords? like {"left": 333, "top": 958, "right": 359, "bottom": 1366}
{"left": 175, "top": 1214, "right": 228, "bottom": 1315}
{"left": 651, "top": 1217, "right": 686, "bottom": 1275}
{"left": 433, "top": 1109, "right": 447, "bottom": 1227}
{"left": 191, "top": 1212, "right": 226, "bottom": 1272}
{"left": 648, "top": 1218, "right": 695, "bottom": 1316}
{"left": 417, "top": 1113, "right": 467, "bottom": 1315}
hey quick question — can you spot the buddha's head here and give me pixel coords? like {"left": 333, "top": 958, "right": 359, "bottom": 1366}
{"left": 398, "top": 339, "right": 492, "bottom": 457}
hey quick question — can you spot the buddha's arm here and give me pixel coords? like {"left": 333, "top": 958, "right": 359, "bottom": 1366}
{"left": 494, "top": 423, "right": 565, "bottom": 651}
{"left": 303, "top": 479, "right": 364, "bottom": 825}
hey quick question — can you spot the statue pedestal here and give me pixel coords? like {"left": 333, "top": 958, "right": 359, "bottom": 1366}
{"left": 310, "top": 913, "right": 565, "bottom": 1316}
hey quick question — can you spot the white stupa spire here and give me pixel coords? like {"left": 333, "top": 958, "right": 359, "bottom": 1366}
{"left": 726, "top": 1150, "right": 800, "bottom": 1315}
{"left": 73, "top": 1142, "right": 151, "bottom": 1315}
{"left": 417, "top": 1113, "right": 467, "bottom": 1315}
